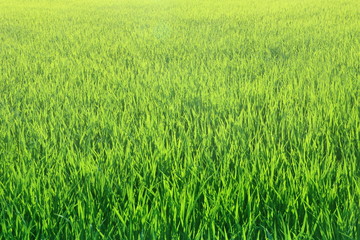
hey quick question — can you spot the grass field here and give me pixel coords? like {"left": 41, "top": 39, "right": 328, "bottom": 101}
{"left": 0, "top": 0, "right": 359, "bottom": 239}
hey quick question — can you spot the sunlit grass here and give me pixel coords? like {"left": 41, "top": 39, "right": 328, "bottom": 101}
{"left": 0, "top": 0, "right": 359, "bottom": 239}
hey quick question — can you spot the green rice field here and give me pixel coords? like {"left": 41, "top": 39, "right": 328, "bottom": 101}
{"left": 0, "top": 0, "right": 359, "bottom": 239}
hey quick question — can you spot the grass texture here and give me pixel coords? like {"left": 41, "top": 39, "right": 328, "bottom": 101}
{"left": 0, "top": 0, "right": 359, "bottom": 239}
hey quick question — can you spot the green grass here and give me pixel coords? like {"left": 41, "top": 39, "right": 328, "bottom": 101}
{"left": 0, "top": 0, "right": 359, "bottom": 239}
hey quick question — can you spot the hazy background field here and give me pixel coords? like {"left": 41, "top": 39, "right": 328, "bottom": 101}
{"left": 0, "top": 0, "right": 359, "bottom": 239}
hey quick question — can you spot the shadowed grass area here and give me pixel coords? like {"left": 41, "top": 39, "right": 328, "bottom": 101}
{"left": 0, "top": 0, "right": 359, "bottom": 239}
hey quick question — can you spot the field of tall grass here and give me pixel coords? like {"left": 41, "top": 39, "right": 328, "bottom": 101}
{"left": 0, "top": 0, "right": 359, "bottom": 239}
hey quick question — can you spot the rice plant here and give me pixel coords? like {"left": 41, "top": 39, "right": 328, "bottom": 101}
{"left": 0, "top": 0, "right": 359, "bottom": 239}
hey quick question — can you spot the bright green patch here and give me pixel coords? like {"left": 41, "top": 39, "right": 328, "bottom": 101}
{"left": 0, "top": 0, "right": 359, "bottom": 239}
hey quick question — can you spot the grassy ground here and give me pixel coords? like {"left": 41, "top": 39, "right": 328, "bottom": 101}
{"left": 0, "top": 0, "right": 359, "bottom": 239}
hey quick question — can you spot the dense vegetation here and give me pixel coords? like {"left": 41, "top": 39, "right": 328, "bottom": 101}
{"left": 0, "top": 0, "right": 359, "bottom": 239}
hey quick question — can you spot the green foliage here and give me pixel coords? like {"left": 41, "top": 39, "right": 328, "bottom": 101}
{"left": 0, "top": 0, "right": 359, "bottom": 239}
